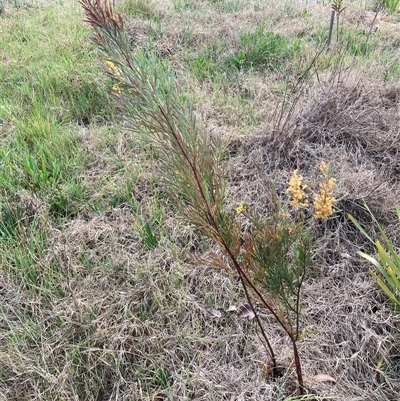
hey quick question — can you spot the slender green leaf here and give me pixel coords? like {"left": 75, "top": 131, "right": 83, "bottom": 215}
{"left": 376, "top": 241, "right": 398, "bottom": 272}
{"left": 386, "top": 266, "right": 400, "bottom": 296}
{"left": 348, "top": 214, "right": 374, "bottom": 243}
{"left": 371, "top": 271, "right": 400, "bottom": 306}
{"left": 358, "top": 250, "right": 393, "bottom": 285}
{"left": 376, "top": 240, "right": 400, "bottom": 277}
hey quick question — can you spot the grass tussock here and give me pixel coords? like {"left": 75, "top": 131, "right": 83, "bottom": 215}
{"left": 1, "top": 0, "right": 400, "bottom": 400}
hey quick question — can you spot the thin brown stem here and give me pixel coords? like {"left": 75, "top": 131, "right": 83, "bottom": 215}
{"left": 157, "top": 106, "right": 303, "bottom": 382}
{"left": 291, "top": 337, "right": 305, "bottom": 394}
{"left": 159, "top": 102, "right": 280, "bottom": 370}
{"left": 238, "top": 274, "right": 278, "bottom": 369}
{"left": 210, "top": 216, "right": 307, "bottom": 391}
{"left": 365, "top": 2, "right": 381, "bottom": 54}
{"left": 216, "top": 234, "right": 305, "bottom": 391}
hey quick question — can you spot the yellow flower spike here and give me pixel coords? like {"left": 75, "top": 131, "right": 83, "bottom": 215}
{"left": 105, "top": 60, "right": 124, "bottom": 95}
{"left": 318, "top": 161, "right": 328, "bottom": 176}
{"left": 313, "top": 162, "right": 337, "bottom": 220}
{"left": 287, "top": 169, "right": 308, "bottom": 209}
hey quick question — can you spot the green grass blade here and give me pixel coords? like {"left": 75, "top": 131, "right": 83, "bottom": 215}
{"left": 376, "top": 241, "right": 398, "bottom": 271}
{"left": 358, "top": 250, "right": 393, "bottom": 284}
{"left": 348, "top": 214, "right": 374, "bottom": 243}
{"left": 387, "top": 266, "right": 400, "bottom": 295}
{"left": 370, "top": 271, "right": 400, "bottom": 306}
{"left": 377, "top": 231, "right": 400, "bottom": 265}
{"left": 375, "top": 241, "right": 400, "bottom": 288}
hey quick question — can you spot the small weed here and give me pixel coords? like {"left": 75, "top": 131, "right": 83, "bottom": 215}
{"left": 190, "top": 51, "right": 220, "bottom": 81}
{"left": 141, "top": 221, "right": 159, "bottom": 250}
{"left": 20, "top": 150, "right": 62, "bottom": 191}
{"left": 155, "top": 366, "right": 172, "bottom": 388}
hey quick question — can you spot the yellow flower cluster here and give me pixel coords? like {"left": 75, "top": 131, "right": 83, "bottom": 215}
{"left": 105, "top": 60, "right": 123, "bottom": 95}
{"left": 313, "top": 162, "right": 336, "bottom": 220}
{"left": 105, "top": 60, "right": 122, "bottom": 78}
{"left": 287, "top": 169, "right": 308, "bottom": 209}
{"left": 286, "top": 162, "right": 337, "bottom": 220}
{"left": 112, "top": 85, "right": 122, "bottom": 95}
{"left": 235, "top": 202, "right": 246, "bottom": 215}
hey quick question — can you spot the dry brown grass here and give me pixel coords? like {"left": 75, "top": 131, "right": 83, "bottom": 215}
{"left": 1, "top": 0, "right": 400, "bottom": 400}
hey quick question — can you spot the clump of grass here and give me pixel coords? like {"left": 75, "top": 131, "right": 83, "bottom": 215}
{"left": 188, "top": 28, "right": 301, "bottom": 82}
{"left": 0, "top": 1, "right": 117, "bottom": 328}
{"left": 229, "top": 27, "right": 301, "bottom": 72}
{"left": 0, "top": 1, "right": 117, "bottom": 221}
{"left": 189, "top": 44, "right": 223, "bottom": 81}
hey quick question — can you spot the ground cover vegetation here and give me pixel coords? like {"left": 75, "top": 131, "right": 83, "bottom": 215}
{"left": 0, "top": 0, "right": 399, "bottom": 400}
